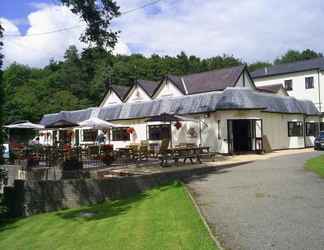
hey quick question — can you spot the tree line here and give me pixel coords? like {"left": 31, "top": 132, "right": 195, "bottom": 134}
{"left": 2, "top": 47, "right": 323, "bottom": 126}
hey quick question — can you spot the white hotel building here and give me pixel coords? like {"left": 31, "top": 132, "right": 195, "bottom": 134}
{"left": 40, "top": 65, "right": 320, "bottom": 154}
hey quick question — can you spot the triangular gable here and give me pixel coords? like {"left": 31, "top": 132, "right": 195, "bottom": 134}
{"left": 152, "top": 76, "right": 185, "bottom": 99}
{"left": 99, "top": 89, "right": 123, "bottom": 107}
{"left": 124, "top": 84, "right": 152, "bottom": 103}
{"left": 234, "top": 67, "right": 257, "bottom": 89}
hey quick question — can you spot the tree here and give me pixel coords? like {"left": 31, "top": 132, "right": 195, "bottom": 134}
{"left": 0, "top": 23, "right": 4, "bottom": 163}
{"left": 61, "top": 0, "right": 120, "bottom": 48}
{"left": 274, "top": 49, "right": 323, "bottom": 65}
{"left": 248, "top": 61, "right": 272, "bottom": 72}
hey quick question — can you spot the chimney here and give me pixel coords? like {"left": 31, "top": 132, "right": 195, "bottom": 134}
{"left": 105, "top": 78, "right": 112, "bottom": 90}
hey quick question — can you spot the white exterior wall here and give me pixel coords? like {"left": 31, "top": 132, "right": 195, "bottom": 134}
{"left": 101, "top": 90, "right": 123, "bottom": 107}
{"left": 154, "top": 80, "right": 184, "bottom": 99}
{"left": 39, "top": 112, "right": 318, "bottom": 154}
{"left": 125, "top": 86, "right": 152, "bottom": 103}
{"left": 202, "top": 110, "right": 312, "bottom": 153}
{"left": 262, "top": 113, "right": 305, "bottom": 149}
{"left": 254, "top": 70, "right": 323, "bottom": 111}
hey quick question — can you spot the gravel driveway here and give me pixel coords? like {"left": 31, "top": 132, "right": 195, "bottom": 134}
{"left": 187, "top": 151, "right": 324, "bottom": 250}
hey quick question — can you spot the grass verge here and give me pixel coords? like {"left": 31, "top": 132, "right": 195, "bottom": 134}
{"left": 0, "top": 182, "right": 218, "bottom": 250}
{"left": 305, "top": 154, "right": 324, "bottom": 177}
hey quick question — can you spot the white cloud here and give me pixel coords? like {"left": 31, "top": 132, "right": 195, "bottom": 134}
{"left": 1, "top": 0, "right": 324, "bottom": 67}
{"left": 114, "top": 0, "right": 324, "bottom": 63}
{"left": 1, "top": 4, "right": 129, "bottom": 68}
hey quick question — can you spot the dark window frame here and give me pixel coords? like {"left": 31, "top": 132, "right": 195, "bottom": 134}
{"left": 288, "top": 121, "right": 303, "bottom": 137}
{"left": 306, "top": 122, "right": 319, "bottom": 137}
{"left": 111, "top": 127, "right": 130, "bottom": 141}
{"left": 148, "top": 124, "right": 171, "bottom": 141}
{"left": 320, "top": 122, "right": 324, "bottom": 132}
{"left": 82, "top": 129, "right": 98, "bottom": 142}
{"left": 305, "top": 77, "right": 314, "bottom": 89}
{"left": 284, "top": 79, "right": 293, "bottom": 91}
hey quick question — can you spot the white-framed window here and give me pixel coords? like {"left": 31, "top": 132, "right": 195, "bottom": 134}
{"left": 284, "top": 79, "right": 293, "bottom": 91}
{"left": 83, "top": 129, "right": 98, "bottom": 142}
{"left": 306, "top": 122, "right": 319, "bottom": 137}
{"left": 288, "top": 121, "right": 303, "bottom": 137}
{"left": 112, "top": 127, "right": 130, "bottom": 141}
{"left": 305, "top": 77, "right": 314, "bottom": 89}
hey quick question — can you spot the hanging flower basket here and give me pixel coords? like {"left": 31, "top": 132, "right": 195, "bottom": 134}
{"left": 175, "top": 121, "right": 182, "bottom": 130}
{"left": 127, "top": 127, "right": 135, "bottom": 134}
{"left": 67, "top": 130, "right": 74, "bottom": 137}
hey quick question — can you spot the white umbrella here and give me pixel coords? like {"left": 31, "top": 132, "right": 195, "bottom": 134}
{"left": 3, "top": 121, "right": 44, "bottom": 129}
{"left": 78, "top": 117, "right": 119, "bottom": 130}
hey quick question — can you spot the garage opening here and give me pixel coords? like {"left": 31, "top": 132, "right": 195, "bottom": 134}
{"left": 227, "top": 119, "right": 263, "bottom": 154}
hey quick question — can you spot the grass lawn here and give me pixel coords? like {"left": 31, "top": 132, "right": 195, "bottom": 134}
{"left": 305, "top": 154, "right": 324, "bottom": 177}
{"left": 0, "top": 182, "right": 218, "bottom": 250}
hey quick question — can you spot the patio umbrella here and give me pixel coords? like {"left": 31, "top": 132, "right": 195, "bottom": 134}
{"left": 45, "top": 119, "right": 78, "bottom": 129}
{"left": 78, "top": 117, "right": 127, "bottom": 144}
{"left": 3, "top": 121, "right": 44, "bottom": 129}
{"left": 78, "top": 117, "right": 119, "bottom": 130}
{"left": 3, "top": 121, "right": 45, "bottom": 155}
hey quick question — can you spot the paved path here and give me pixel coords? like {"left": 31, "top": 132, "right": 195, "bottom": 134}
{"left": 187, "top": 151, "right": 324, "bottom": 250}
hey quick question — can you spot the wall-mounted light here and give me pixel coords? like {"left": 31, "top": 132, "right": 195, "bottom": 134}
{"left": 203, "top": 113, "right": 210, "bottom": 118}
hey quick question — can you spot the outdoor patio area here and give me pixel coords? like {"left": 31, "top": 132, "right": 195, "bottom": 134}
{"left": 2, "top": 147, "right": 314, "bottom": 189}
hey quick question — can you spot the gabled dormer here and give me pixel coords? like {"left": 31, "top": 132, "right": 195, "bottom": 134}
{"left": 124, "top": 80, "right": 159, "bottom": 103}
{"left": 100, "top": 84, "right": 130, "bottom": 107}
{"left": 152, "top": 75, "right": 186, "bottom": 99}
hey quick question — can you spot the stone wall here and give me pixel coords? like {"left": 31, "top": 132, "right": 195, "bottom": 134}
{"left": 4, "top": 164, "right": 231, "bottom": 217}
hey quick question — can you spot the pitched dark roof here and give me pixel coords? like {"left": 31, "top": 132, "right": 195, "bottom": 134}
{"left": 181, "top": 65, "right": 245, "bottom": 94}
{"left": 257, "top": 84, "right": 285, "bottom": 93}
{"left": 110, "top": 84, "right": 131, "bottom": 100}
{"left": 251, "top": 57, "right": 324, "bottom": 78}
{"left": 136, "top": 80, "right": 160, "bottom": 97}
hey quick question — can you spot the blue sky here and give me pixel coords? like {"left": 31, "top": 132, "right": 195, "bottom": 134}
{"left": 1, "top": 0, "right": 54, "bottom": 34}
{"left": 1, "top": 0, "right": 324, "bottom": 68}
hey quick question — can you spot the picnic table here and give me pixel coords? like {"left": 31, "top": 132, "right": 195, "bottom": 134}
{"left": 160, "top": 146, "right": 210, "bottom": 167}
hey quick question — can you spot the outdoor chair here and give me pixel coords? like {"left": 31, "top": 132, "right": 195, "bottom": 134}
{"left": 139, "top": 140, "right": 150, "bottom": 161}
{"left": 88, "top": 145, "right": 100, "bottom": 160}
{"left": 158, "top": 139, "right": 179, "bottom": 167}
{"left": 100, "top": 144, "right": 115, "bottom": 166}
{"left": 128, "top": 144, "right": 140, "bottom": 160}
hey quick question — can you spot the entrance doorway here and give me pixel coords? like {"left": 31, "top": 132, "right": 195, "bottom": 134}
{"left": 233, "top": 120, "right": 251, "bottom": 152}
{"left": 227, "top": 119, "right": 263, "bottom": 154}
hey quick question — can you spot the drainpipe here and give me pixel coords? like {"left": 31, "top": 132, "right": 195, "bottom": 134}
{"left": 318, "top": 70, "right": 321, "bottom": 112}
{"left": 303, "top": 115, "right": 306, "bottom": 148}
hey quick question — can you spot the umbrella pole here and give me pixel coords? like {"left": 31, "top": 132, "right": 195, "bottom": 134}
{"left": 170, "top": 121, "right": 172, "bottom": 148}
{"left": 199, "top": 119, "right": 202, "bottom": 147}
